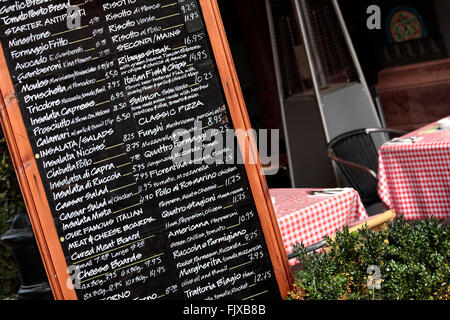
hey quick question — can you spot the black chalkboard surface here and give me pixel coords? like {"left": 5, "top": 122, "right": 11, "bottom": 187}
{"left": 0, "top": 0, "right": 291, "bottom": 300}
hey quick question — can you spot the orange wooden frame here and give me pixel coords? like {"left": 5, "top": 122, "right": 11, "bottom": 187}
{"left": 0, "top": 0, "right": 292, "bottom": 300}
{"left": 199, "top": 0, "right": 293, "bottom": 297}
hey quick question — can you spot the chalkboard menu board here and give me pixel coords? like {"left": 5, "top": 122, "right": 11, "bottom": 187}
{"left": 0, "top": 0, "right": 291, "bottom": 300}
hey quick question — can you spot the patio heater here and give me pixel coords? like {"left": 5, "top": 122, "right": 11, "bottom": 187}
{"left": 265, "top": 0, "right": 385, "bottom": 187}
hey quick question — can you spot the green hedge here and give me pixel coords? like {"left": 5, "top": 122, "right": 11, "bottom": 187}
{"left": 0, "top": 128, "right": 22, "bottom": 299}
{"left": 289, "top": 216, "right": 450, "bottom": 300}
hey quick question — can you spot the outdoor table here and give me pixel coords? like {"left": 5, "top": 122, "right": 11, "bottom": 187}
{"left": 269, "top": 188, "right": 368, "bottom": 266}
{"left": 378, "top": 116, "right": 450, "bottom": 220}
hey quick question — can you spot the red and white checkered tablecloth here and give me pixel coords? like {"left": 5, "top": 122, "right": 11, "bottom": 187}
{"left": 378, "top": 116, "right": 450, "bottom": 220}
{"left": 269, "top": 188, "right": 368, "bottom": 266}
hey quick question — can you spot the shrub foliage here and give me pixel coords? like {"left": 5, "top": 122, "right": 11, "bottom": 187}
{"left": 289, "top": 217, "right": 449, "bottom": 300}
{"left": 0, "top": 130, "right": 22, "bottom": 299}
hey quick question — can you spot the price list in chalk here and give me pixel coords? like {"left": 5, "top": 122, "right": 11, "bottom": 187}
{"left": 0, "top": 0, "right": 281, "bottom": 300}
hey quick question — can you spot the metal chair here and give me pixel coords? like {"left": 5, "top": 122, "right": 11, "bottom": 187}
{"left": 327, "top": 128, "right": 407, "bottom": 207}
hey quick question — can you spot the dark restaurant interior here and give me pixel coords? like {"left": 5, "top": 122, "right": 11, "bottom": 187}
{"left": 217, "top": 0, "right": 450, "bottom": 213}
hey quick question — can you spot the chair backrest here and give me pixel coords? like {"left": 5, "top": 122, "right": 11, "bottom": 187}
{"left": 327, "top": 129, "right": 380, "bottom": 205}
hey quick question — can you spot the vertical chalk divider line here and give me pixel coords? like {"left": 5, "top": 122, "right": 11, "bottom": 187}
{"left": 0, "top": 44, "right": 77, "bottom": 299}
{"left": 199, "top": 0, "right": 293, "bottom": 298}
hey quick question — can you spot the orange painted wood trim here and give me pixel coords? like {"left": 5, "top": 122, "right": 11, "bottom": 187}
{"left": 0, "top": 1, "right": 292, "bottom": 300}
{"left": 377, "top": 58, "right": 450, "bottom": 91}
{"left": 200, "top": 0, "right": 293, "bottom": 298}
{"left": 0, "top": 45, "right": 77, "bottom": 300}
